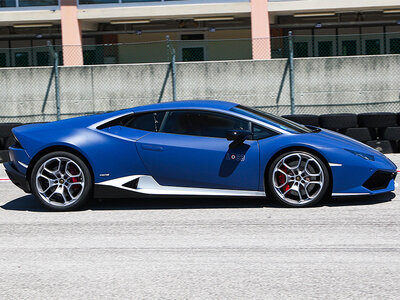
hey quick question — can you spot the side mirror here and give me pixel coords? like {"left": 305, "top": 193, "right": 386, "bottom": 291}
{"left": 226, "top": 130, "right": 252, "bottom": 142}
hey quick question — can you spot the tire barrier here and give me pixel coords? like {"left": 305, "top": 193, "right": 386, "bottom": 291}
{"left": 358, "top": 112, "right": 397, "bottom": 128}
{"left": 0, "top": 123, "right": 22, "bottom": 153}
{"left": 319, "top": 114, "right": 358, "bottom": 131}
{"left": 343, "top": 128, "right": 376, "bottom": 142}
{"left": 282, "top": 112, "right": 400, "bottom": 154}
{"left": 281, "top": 114, "right": 319, "bottom": 127}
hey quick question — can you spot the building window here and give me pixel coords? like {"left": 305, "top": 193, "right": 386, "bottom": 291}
{"left": 14, "top": 52, "right": 29, "bottom": 67}
{"left": 79, "top": 0, "right": 162, "bottom": 3}
{"left": 19, "top": 0, "right": 58, "bottom": 6}
{"left": 0, "top": 0, "right": 16, "bottom": 7}
{"left": 365, "top": 39, "right": 381, "bottom": 55}
{"left": 181, "top": 34, "right": 204, "bottom": 41}
{"left": 182, "top": 47, "right": 204, "bottom": 61}
{"left": 36, "top": 52, "right": 50, "bottom": 66}
{"left": 318, "top": 41, "right": 333, "bottom": 57}
{"left": 79, "top": 0, "right": 118, "bottom": 4}
{"left": 1, "top": 0, "right": 58, "bottom": 6}
{"left": 122, "top": 0, "right": 161, "bottom": 2}
{"left": 390, "top": 38, "right": 400, "bottom": 54}
{"left": 83, "top": 50, "right": 97, "bottom": 65}
{"left": 342, "top": 40, "right": 357, "bottom": 56}
{"left": 0, "top": 53, "right": 7, "bottom": 67}
{"left": 293, "top": 42, "right": 309, "bottom": 57}
{"left": 180, "top": 33, "right": 205, "bottom": 61}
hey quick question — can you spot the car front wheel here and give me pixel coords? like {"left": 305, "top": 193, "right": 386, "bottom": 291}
{"left": 267, "top": 151, "right": 330, "bottom": 207}
{"left": 30, "top": 151, "right": 92, "bottom": 211}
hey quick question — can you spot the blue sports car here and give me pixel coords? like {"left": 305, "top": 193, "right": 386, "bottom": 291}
{"left": 4, "top": 100, "right": 397, "bottom": 211}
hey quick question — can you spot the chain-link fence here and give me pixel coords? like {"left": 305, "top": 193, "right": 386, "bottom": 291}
{"left": 0, "top": 33, "right": 400, "bottom": 123}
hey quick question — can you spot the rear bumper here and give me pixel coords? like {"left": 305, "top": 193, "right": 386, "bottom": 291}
{"left": 4, "top": 162, "right": 30, "bottom": 193}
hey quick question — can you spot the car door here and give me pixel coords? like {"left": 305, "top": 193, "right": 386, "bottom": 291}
{"left": 136, "top": 110, "right": 260, "bottom": 191}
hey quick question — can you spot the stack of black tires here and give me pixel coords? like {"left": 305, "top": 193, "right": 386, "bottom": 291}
{"left": 0, "top": 123, "right": 22, "bottom": 162}
{"left": 283, "top": 112, "right": 400, "bottom": 154}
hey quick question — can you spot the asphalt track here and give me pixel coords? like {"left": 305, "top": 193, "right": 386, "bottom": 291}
{"left": 0, "top": 156, "right": 399, "bottom": 299}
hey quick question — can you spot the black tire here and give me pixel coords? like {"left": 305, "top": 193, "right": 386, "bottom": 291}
{"left": 365, "top": 140, "right": 395, "bottom": 154}
{"left": 3, "top": 136, "right": 16, "bottom": 150}
{"left": 281, "top": 114, "right": 319, "bottom": 126}
{"left": 358, "top": 113, "right": 397, "bottom": 128}
{"left": 0, "top": 123, "right": 23, "bottom": 138}
{"left": 379, "top": 127, "right": 400, "bottom": 141}
{"left": 0, "top": 150, "right": 10, "bottom": 163}
{"left": 30, "top": 151, "right": 92, "bottom": 211}
{"left": 344, "top": 127, "right": 376, "bottom": 142}
{"left": 319, "top": 113, "right": 357, "bottom": 130}
{"left": 266, "top": 151, "right": 330, "bottom": 207}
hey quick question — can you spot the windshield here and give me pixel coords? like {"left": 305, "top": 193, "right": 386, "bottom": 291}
{"left": 231, "top": 105, "right": 313, "bottom": 134}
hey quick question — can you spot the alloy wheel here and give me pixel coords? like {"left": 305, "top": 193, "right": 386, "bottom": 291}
{"left": 272, "top": 152, "right": 325, "bottom": 205}
{"left": 35, "top": 157, "right": 85, "bottom": 207}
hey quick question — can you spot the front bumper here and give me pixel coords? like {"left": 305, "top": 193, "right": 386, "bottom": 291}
{"left": 4, "top": 161, "right": 30, "bottom": 193}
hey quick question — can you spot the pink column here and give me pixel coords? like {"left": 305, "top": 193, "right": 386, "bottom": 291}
{"left": 251, "top": 0, "right": 271, "bottom": 60}
{"left": 60, "top": 0, "right": 84, "bottom": 66}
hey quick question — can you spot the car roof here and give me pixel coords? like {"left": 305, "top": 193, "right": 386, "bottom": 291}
{"left": 132, "top": 100, "right": 238, "bottom": 113}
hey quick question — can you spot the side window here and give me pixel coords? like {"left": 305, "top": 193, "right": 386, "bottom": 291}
{"left": 124, "top": 111, "right": 165, "bottom": 132}
{"left": 160, "top": 110, "right": 250, "bottom": 138}
{"left": 253, "top": 124, "right": 276, "bottom": 140}
{"left": 202, "top": 113, "right": 249, "bottom": 138}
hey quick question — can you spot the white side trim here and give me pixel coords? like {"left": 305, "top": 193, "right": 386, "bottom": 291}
{"left": 332, "top": 192, "right": 370, "bottom": 196}
{"left": 329, "top": 163, "right": 343, "bottom": 167}
{"left": 88, "top": 111, "right": 133, "bottom": 130}
{"left": 18, "top": 161, "right": 28, "bottom": 169}
{"left": 98, "top": 175, "right": 265, "bottom": 197}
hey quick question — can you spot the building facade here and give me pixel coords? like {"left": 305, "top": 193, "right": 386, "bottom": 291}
{"left": 0, "top": 0, "right": 400, "bottom": 67}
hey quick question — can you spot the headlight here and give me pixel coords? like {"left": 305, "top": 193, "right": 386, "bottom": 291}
{"left": 345, "top": 149, "right": 375, "bottom": 161}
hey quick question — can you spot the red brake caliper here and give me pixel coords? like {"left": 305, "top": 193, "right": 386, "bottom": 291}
{"left": 68, "top": 166, "right": 79, "bottom": 191}
{"left": 279, "top": 167, "right": 290, "bottom": 192}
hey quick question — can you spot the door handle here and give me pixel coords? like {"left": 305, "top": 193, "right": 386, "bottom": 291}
{"left": 141, "top": 144, "right": 164, "bottom": 152}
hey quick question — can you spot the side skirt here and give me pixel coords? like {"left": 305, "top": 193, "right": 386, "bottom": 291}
{"left": 94, "top": 175, "right": 265, "bottom": 198}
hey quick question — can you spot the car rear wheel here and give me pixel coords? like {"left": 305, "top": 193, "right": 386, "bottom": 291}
{"left": 30, "top": 151, "right": 92, "bottom": 211}
{"left": 267, "top": 151, "right": 330, "bottom": 207}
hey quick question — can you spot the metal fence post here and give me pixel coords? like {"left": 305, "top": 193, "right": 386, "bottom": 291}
{"left": 166, "top": 36, "right": 177, "bottom": 101}
{"left": 171, "top": 48, "right": 177, "bottom": 102}
{"left": 288, "top": 31, "right": 295, "bottom": 115}
{"left": 46, "top": 41, "right": 61, "bottom": 121}
{"left": 54, "top": 51, "right": 61, "bottom": 121}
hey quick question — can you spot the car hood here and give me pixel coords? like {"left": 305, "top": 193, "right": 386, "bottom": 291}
{"left": 318, "top": 129, "right": 378, "bottom": 152}
{"left": 315, "top": 128, "right": 396, "bottom": 167}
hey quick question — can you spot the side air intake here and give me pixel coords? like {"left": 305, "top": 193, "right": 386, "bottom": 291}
{"left": 122, "top": 178, "right": 139, "bottom": 189}
{"left": 362, "top": 171, "right": 396, "bottom": 191}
